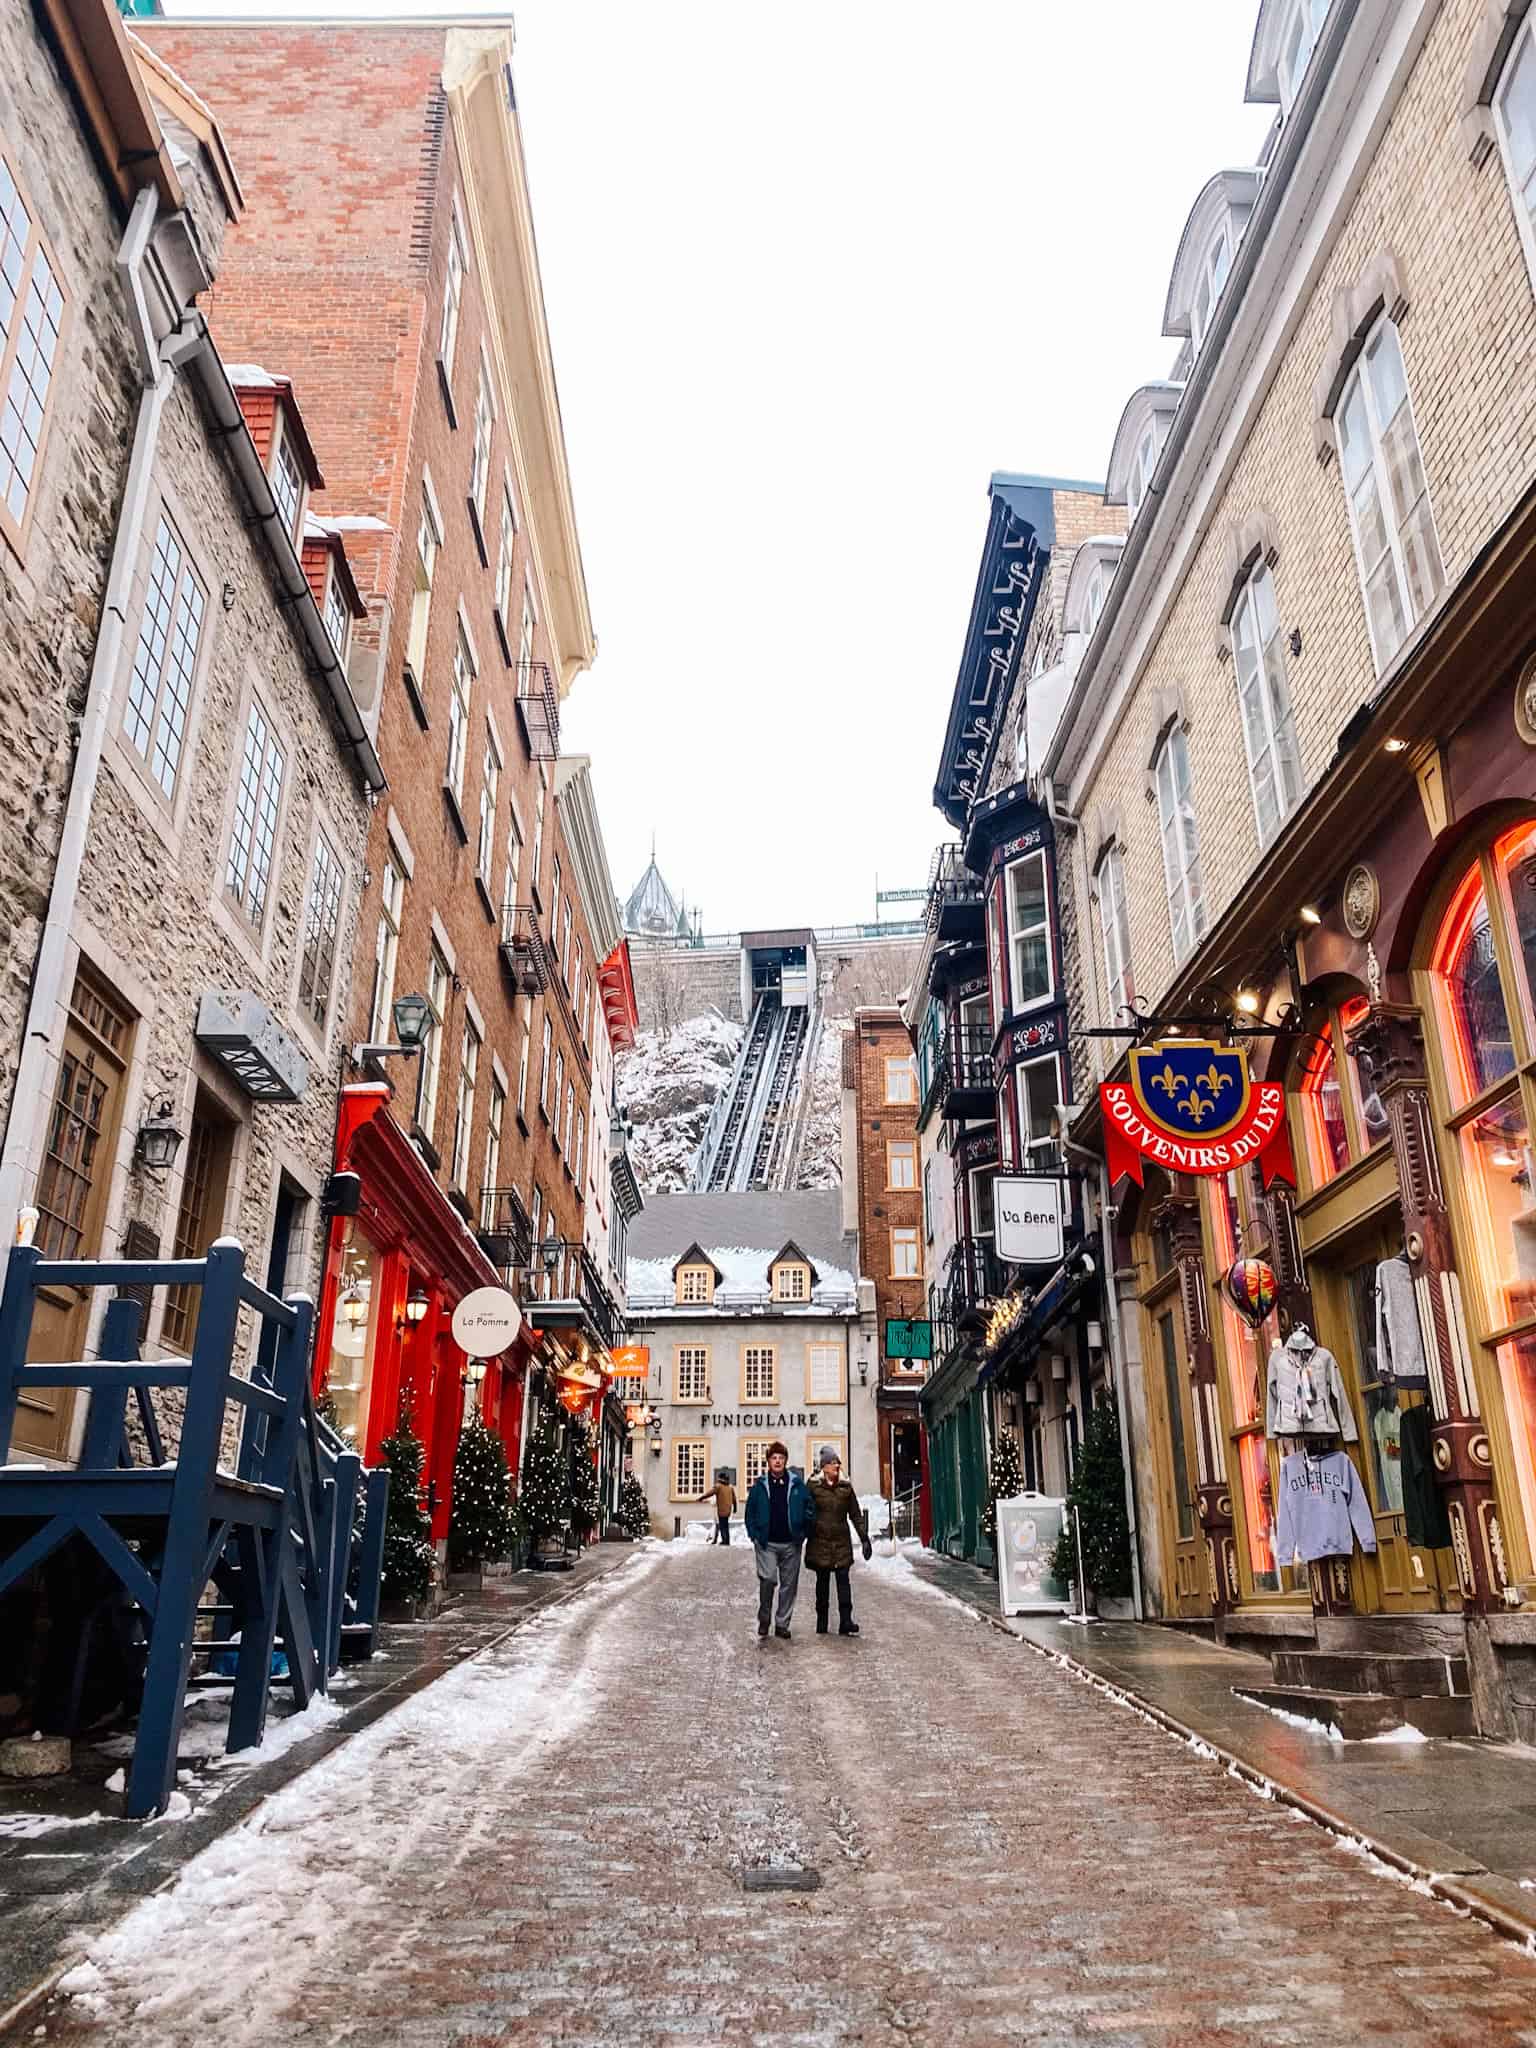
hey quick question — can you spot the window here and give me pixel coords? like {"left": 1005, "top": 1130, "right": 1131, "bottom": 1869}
{"left": 270, "top": 426, "right": 304, "bottom": 542}
{"left": 503, "top": 811, "right": 523, "bottom": 913}
{"left": 1153, "top": 726, "right": 1206, "bottom": 965}
{"left": 440, "top": 198, "right": 466, "bottom": 373}
{"left": 477, "top": 738, "right": 499, "bottom": 880}
{"left": 1230, "top": 564, "right": 1303, "bottom": 846}
{"left": 1297, "top": 1018, "right": 1352, "bottom": 1190}
{"left": 891, "top": 1226, "right": 921, "bottom": 1279}
{"left": 1006, "top": 850, "right": 1051, "bottom": 1008}
{"left": 563, "top": 1079, "right": 575, "bottom": 1159}
{"left": 469, "top": 362, "right": 494, "bottom": 523}
{"left": 531, "top": 796, "right": 544, "bottom": 899}
{"left": 807, "top": 1345, "right": 843, "bottom": 1402}
{"left": 773, "top": 1262, "right": 811, "bottom": 1302}
{"left": 1335, "top": 317, "right": 1443, "bottom": 672}
{"left": 1189, "top": 220, "right": 1233, "bottom": 353}
{"left": 495, "top": 481, "right": 517, "bottom": 620}
{"left": 485, "top": 1075, "right": 505, "bottom": 1196}
{"left": 572, "top": 939, "right": 584, "bottom": 1028}
{"left": 673, "top": 1438, "right": 707, "bottom": 1499}
{"left": 446, "top": 628, "right": 474, "bottom": 805}
{"left": 550, "top": 855, "right": 563, "bottom": 944}
{"left": 517, "top": 1016, "right": 531, "bottom": 1118}
{"left": 677, "top": 1264, "right": 715, "bottom": 1306}
{"left": 227, "top": 700, "right": 285, "bottom": 926}
{"left": 298, "top": 830, "right": 344, "bottom": 1030}
{"left": 553, "top": 1052, "right": 565, "bottom": 1141}
{"left": 574, "top": 1110, "right": 585, "bottom": 1184}
{"left": 122, "top": 513, "right": 206, "bottom": 799}
{"left": 884, "top": 1054, "right": 918, "bottom": 1105}
{"left": 0, "top": 157, "right": 63, "bottom": 535}
{"left": 1125, "top": 422, "right": 1162, "bottom": 522}
{"left": 1082, "top": 559, "right": 1111, "bottom": 632}
{"left": 405, "top": 493, "right": 440, "bottom": 681}
{"left": 1020, "top": 1054, "right": 1059, "bottom": 1167}
{"left": 1278, "top": 0, "right": 1331, "bottom": 114}
{"left": 743, "top": 1345, "right": 777, "bottom": 1402}
{"left": 368, "top": 858, "right": 404, "bottom": 1044}
{"left": 417, "top": 946, "right": 449, "bottom": 1144}
{"left": 1096, "top": 845, "right": 1134, "bottom": 1023}
{"left": 162, "top": 1094, "right": 235, "bottom": 1353}
{"left": 561, "top": 903, "right": 573, "bottom": 981}
{"left": 451, "top": 1015, "right": 480, "bottom": 1190}
{"left": 675, "top": 1346, "right": 710, "bottom": 1402}
{"left": 539, "top": 1015, "right": 553, "bottom": 1115}
{"left": 1498, "top": 15, "right": 1536, "bottom": 279}
{"left": 519, "top": 583, "right": 537, "bottom": 675}
{"left": 886, "top": 1139, "right": 917, "bottom": 1190}
{"left": 741, "top": 1438, "right": 776, "bottom": 1489}
{"left": 323, "top": 565, "right": 350, "bottom": 660}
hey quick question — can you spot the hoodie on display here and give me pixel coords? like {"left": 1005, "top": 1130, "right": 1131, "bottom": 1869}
{"left": 1274, "top": 1450, "right": 1378, "bottom": 1564}
{"left": 1375, "top": 1256, "right": 1429, "bottom": 1387}
{"left": 1266, "top": 1327, "right": 1358, "bottom": 1441}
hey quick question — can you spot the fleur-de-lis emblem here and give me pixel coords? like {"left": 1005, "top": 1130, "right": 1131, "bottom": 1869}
{"left": 1149, "top": 1063, "right": 1182, "bottom": 1098}
{"left": 1197, "top": 1061, "right": 1232, "bottom": 1097}
{"left": 1181, "top": 1090, "right": 1214, "bottom": 1124}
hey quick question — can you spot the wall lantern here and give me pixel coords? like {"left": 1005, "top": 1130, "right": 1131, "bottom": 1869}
{"left": 340, "top": 1285, "right": 368, "bottom": 1330}
{"left": 462, "top": 1357, "right": 487, "bottom": 1389}
{"left": 353, "top": 991, "right": 435, "bottom": 1070}
{"left": 133, "top": 1101, "right": 185, "bottom": 1177}
{"left": 538, "top": 1233, "right": 563, "bottom": 1278}
{"left": 398, "top": 1285, "right": 430, "bottom": 1333}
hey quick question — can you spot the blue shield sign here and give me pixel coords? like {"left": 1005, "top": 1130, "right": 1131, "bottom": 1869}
{"left": 1127, "top": 1040, "right": 1252, "bottom": 1143}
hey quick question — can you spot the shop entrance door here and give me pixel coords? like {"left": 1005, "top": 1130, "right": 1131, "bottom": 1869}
{"left": 1311, "top": 1216, "right": 1457, "bottom": 1612}
{"left": 1149, "top": 1298, "right": 1211, "bottom": 1617}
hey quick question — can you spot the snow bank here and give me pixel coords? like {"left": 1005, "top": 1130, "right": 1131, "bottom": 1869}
{"left": 862, "top": 1541, "right": 984, "bottom": 1618}
{"left": 618, "top": 1013, "right": 743, "bottom": 1195}
{"left": 627, "top": 1242, "right": 857, "bottom": 1308}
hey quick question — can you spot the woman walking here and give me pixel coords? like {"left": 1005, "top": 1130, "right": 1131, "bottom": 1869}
{"left": 804, "top": 1446, "right": 872, "bottom": 1636}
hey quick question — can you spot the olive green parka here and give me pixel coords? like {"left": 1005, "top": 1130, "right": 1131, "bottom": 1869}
{"left": 803, "top": 1472, "right": 870, "bottom": 1571}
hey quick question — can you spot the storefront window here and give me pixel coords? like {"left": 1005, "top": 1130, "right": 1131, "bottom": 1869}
{"left": 328, "top": 1232, "right": 383, "bottom": 1445}
{"left": 1495, "top": 1330, "right": 1536, "bottom": 1560}
{"left": 1496, "top": 821, "right": 1536, "bottom": 1029}
{"left": 1206, "top": 1174, "right": 1280, "bottom": 1593}
{"left": 1299, "top": 1023, "right": 1350, "bottom": 1189}
{"left": 1435, "top": 863, "right": 1516, "bottom": 1107}
{"left": 1343, "top": 995, "right": 1390, "bottom": 1150}
{"left": 1156, "top": 1309, "right": 1195, "bottom": 1542}
{"left": 1459, "top": 1093, "right": 1536, "bottom": 1331}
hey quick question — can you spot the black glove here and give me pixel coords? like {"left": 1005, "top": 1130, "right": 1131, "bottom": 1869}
{"left": 861, "top": 1539, "right": 873, "bottom": 1561}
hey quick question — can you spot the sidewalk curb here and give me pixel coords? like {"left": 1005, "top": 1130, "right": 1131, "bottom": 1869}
{"left": 0, "top": 1549, "right": 636, "bottom": 2041}
{"left": 937, "top": 1578, "right": 1536, "bottom": 1960}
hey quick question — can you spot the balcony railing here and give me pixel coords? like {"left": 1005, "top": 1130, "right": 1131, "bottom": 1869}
{"left": 938, "top": 1025, "right": 994, "bottom": 1119}
{"left": 531, "top": 1240, "right": 627, "bottom": 1355}
{"left": 944, "top": 1237, "right": 1008, "bottom": 1329}
{"left": 478, "top": 1185, "right": 533, "bottom": 1276}
{"left": 926, "top": 844, "right": 984, "bottom": 941}
{"left": 515, "top": 660, "right": 560, "bottom": 759}
{"left": 499, "top": 902, "right": 549, "bottom": 996}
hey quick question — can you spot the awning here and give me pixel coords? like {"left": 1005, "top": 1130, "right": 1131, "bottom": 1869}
{"left": 975, "top": 1254, "right": 1095, "bottom": 1389}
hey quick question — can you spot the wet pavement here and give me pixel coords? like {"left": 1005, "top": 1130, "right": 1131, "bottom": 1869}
{"left": 22, "top": 1538, "right": 1536, "bottom": 2047}
{"left": 0, "top": 1545, "right": 632, "bottom": 2032}
{"left": 912, "top": 1550, "right": 1536, "bottom": 1943}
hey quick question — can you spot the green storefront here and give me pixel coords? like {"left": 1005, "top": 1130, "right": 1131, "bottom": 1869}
{"left": 921, "top": 1345, "right": 994, "bottom": 1568}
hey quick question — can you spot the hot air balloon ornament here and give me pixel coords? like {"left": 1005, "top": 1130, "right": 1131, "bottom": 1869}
{"left": 1224, "top": 1257, "right": 1278, "bottom": 1332}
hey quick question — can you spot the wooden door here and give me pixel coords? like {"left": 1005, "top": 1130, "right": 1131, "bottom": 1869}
{"left": 1148, "top": 1298, "right": 1211, "bottom": 1616}
{"left": 21, "top": 975, "right": 134, "bottom": 1459}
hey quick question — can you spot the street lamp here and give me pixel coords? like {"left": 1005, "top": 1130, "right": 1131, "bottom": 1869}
{"left": 398, "top": 1285, "right": 430, "bottom": 1332}
{"left": 352, "top": 991, "right": 436, "bottom": 1068}
{"left": 133, "top": 1101, "right": 185, "bottom": 1176}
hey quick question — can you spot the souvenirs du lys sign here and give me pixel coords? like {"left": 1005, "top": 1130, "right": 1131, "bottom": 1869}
{"left": 1099, "top": 1039, "right": 1296, "bottom": 1188}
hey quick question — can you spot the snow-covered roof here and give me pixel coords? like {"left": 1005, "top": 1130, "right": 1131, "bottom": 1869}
{"left": 626, "top": 1190, "right": 859, "bottom": 1310}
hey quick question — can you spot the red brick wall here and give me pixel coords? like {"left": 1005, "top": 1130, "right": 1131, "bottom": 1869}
{"left": 148, "top": 23, "right": 597, "bottom": 1258}
{"left": 850, "top": 1010, "right": 925, "bottom": 1368}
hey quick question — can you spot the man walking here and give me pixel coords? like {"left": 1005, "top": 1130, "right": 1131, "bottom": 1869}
{"left": 805, "top": 1447, "right": 872, "bottom": 1636}
{"left": 743, "top": 1441, "right": 813, "bottom": 1639}
{"left": 700, "top": 1472, "right": 737, "bottom": 1545}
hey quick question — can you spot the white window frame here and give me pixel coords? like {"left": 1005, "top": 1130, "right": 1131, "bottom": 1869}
{"left": 446, "top": 626, "right": 474, "bottom": 805}
{"left": 674, "top": 1345, "right": 710, "bottom": 1402}
{"left": 1277, "top": 0, "right": 1331, "bottom": 115}
{"left": 1005, "top": 849, "right": 1052, "bottom": 1011}
{"left": 369, "top": 857, "right": 404, "bottom": 1043}
{"left": 476, "top": 735, "right": 500, "bottom": 882}
{"left": 773, "top": 1262, "right": 811, "bottom": 1302}
{"left": 886, "top": 1139, "right": 917, "bottom": 1191}
{"left": 1018, "top": 1052, "right": 1061, "bottom": 1168}
{"left": 122, "top": 511, "right": 207, "bottom": 800}
{"left": 1334, "top": 314, "right": 1443, "bottom": 674}
{"left": 0, "top": 153, "right": 65, "bottom": 546}
{"left": 1189, "top": 218, "right": 1233, "bottom": 353}
{"left": 1125, "top": 422, "right": 1161, "bottom": 521}
{"left": 743, "top": 1344, "right": 778, "bottom": 1403}
{"left": 469, "top": 357, "right": 495, "bottom": 524}
{"left": 485, "top": 1073, "right": 506, "bottom": 1198}
{"left": 553, "top": 1051, "right": 565, "bottom": 1142}
{"left": 269, "top": 418, "right": 305, "bottom": 543}
{"left": 677, "top": 1264, "right": 714, "bottom": 1306}
{"left": 890, "top": 1225, "right": 922, "bottom": 1280}
{"left": 672, "top": 1437, "right": 707, "bottom": 1499}
{"left": 884, "top": 1054, "right": 917, "bottom": 1105}
{"left": 451, "top": 1013, "right": 480, "bottom": 1190}
{"left": 494, "top": 477, "right": 517, "bottom": 620}
{"left": 1082, "top": 560, "right": 1110, "bottom": 632}
{"left": 298, "top": 828, "right": 345, "bottom": 1031}
{"left": 539, "top": 1015, "right": 553, "bottom": 1116}
{"left": 416, "top": 946, "right": 450, "bottom": 1145}
{"left": 406, "top": 490, "right": 440, "bottom": 681}
{"left": 440, "top": 195, "right": 467, "bottom": 375}
{"left": 807, "top": 1344, "right": 843, "bottom": 1403}
{"left": 227, "top": 698, "right": 286, "bottom": 928}
{"left": 1154, "top": 725, "right": 1206, "bottom": 967}
{"left": 517, "top": 1015, "right": 531, "bottom": 1117}
{"left": 1230, "top": 562, "right": 1303, "bottom": 848}
{"left": 322, "top": 560, "right": 351, "bottom": 661}
{"left": 503, "top": 810, "right": 523, "bottom": 913}
{"left": 518, "top": 582, "right": 537, "bottom": 678}
{"left": 1095, "top": 844, "right": 1134, "bottom": 1025}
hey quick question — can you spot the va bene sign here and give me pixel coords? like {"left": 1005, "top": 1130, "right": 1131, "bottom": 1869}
{"left": 993, "top": 1176, "right": 1065, "bottom": 1266}
{"left": 1099, "top": 1039, "right": 1296, "bottom": 1188}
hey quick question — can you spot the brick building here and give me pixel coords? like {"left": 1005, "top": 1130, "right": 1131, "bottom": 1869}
{"left": 0, "top": 2, "right": 379, "bottom": 1468}
{"left": 842, "top": 1009, "right": 927, "bottom": 1517}
{"left": 1030, "top": 0, "right": 1536, "bottom": 1733}
{"left": 143, "top": 16, "right": 635, "bottom": 1545}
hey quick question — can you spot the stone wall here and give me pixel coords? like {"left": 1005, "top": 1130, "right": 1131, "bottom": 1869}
{"left": 631, "top": 932, "right": 925, "bottom": 1036}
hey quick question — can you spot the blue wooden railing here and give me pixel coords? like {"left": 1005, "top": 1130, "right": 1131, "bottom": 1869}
{"left": 0, "top": 1237, "right": 388, "bottom": 1817}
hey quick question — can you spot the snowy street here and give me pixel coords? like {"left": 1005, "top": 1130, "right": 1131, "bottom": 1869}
{"left": 36, "top": 1540, "right": 1536, "bottom": 2047}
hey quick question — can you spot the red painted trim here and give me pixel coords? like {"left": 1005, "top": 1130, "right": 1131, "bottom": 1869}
{"left": 598, "top": 939, "right": 639, "bottom": 1052}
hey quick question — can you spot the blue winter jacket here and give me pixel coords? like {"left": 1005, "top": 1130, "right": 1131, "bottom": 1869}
{"left": 744, "top": 1471, "right": 814, "bottom": 1545}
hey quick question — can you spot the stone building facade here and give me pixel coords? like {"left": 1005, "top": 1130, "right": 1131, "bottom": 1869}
{"left": 143, "top": 18, "right": 631, "bottom": 1536}
{"left": 0, "top": 4, "right": 378, "bottom": 1464}
{"left": 1038, "top": 0, "right": 1536, "bottom": 1733}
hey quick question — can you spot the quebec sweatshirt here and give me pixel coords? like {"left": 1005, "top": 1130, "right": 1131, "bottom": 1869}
{"left": 1273, "top": 1451, "right": 1378, "bottom": 1565}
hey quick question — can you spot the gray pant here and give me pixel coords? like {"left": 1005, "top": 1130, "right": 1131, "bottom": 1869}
{"left": 754, "top": 1541, "right": 801, "bottom": 1628}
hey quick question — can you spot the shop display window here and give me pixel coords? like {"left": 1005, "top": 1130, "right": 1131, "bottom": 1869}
{"left": 1298, "top": 1022, "right": 1350, "bottom": 1189}
{"left": 1206, "top": 1174, "right": 1281, "bottom": 1593}
{"left": 328, "top": 1232, "right": 383, "bottom": 1445}
{"left": 1459, "top": 1094, "right": 1536, "bottom": 1331}
{"left": 1434, "top": 862, "right": 1516, "bottom": 1109}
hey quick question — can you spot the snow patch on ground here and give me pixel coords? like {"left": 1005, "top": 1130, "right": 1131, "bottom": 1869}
{"left": 1242, "top": 1697, "right": 1346, "bottom": 1743}
{"left": 0, "top": 1809, "right": 113, "bottom": 1839}
{"left": 618, "top": 1013, "right": 743, "bottom": 1194}
{"left": 1363, "top": 1722, "right": 1432, "bottom": 1745}
{"left": 97, "top": 1687, "right": 344, "bottom": 1769}
{"left": 864, "top": 1541, "right": 984, "bottom": 1617}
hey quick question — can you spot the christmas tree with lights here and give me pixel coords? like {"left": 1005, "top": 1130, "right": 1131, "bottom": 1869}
{"left": 1050, "top": 1399, "right": 1133, "bottom": 1601}
{"left": 568, "top": 1414, "right": 602, "bottom": 1536}
{"left": 379, "top": 1397, "right": 434, "bottom": 1604}
{"left": 520, "top": 1418, "right": 572, "bottom": 1541}
{"left": 981, "top": 1424, "right": 1025, "bottom": 1541}
{"left": 448, "top": 1415, "right": 516, "bottom": 1569}
{"left": 617, "top": 1472, "right": 651, "bottom": 1540}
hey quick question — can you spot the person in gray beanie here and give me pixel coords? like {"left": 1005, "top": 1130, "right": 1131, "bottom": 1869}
{"left": 803, "top": 1447, "right": 872, "bottom": 1636}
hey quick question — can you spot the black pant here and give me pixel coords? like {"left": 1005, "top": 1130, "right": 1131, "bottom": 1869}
{"left": 717, "top": 1515, "right": 731, "bottom": 1545}
{"left": 814, "top": 1566, "right": 852, "bottom": 1630}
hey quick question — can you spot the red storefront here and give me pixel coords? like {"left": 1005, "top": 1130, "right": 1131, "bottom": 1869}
{"left": 314, "top": 1085, "right": 534, "bottom": 1545}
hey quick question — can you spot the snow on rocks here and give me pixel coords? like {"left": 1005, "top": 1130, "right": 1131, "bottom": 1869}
{"left": 795, "top": 1019, "right": 847, "bottom": 1190}
{"left": 617, "top": 1013, "right": 742, "bottom": 1194}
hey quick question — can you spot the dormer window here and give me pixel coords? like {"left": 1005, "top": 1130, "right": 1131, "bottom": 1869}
{"left": 1277, "top": 0, "right": 1330, "bottom": 115}
{"left": 773, "top": 1264, "right": 810, "bottom": 1302}
{"left": 1083, "top": 560, "right": 1111, "bottom": 631}
{"left": 675, "top": 1248, "right": 718, "bottom": 1307}
{"left": 1125, "top": 424, "right": 1161, "bottom": 521}
{"left": 1189, "top": 220, "right": 1233, "bottom": 353}
{"left": 270, "top": 425, "right": 304, "bottom": 543}
{"left": 1162, "top": 172, "right": 1261, "bottom": 358}
{"left": 323, "top": 566, "right": 350, "bottom": 661}
{"left": 1106, "top": 385, "right": 1183, "bottom": 527}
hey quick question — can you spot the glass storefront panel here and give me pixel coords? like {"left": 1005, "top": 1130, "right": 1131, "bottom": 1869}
{"left": 1459, "top": 1091, "right": 1536, "bottom": 1330}
{"left": 1299, "top": 1025, "right": 1350, "bottom": 1189}
{"left": 1494, "top": 1330, "right": 1536, "bottom": 1574}
{"left": 1435, "top": 866, "right": 1516, "bottom": 1107}
{"left": 1341, "top": 994, "right": 1390, "bottom": 1150}
{"left": 1208, "top": 1176, "right": 1279, "bottom": 1592}
{"left": 1495, "top": 821, "right": 1536, "bottom": 1031}
{"left": 1157, "top": 1309, "right": 1195, "bottom": 1542}
{"left": 328, "top": 1230, "right": 383, "bottom": 1445}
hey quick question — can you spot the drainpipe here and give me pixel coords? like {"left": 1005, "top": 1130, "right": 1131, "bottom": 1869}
{"left": 0, "top": 189, "right": 187, "bottom": 1251}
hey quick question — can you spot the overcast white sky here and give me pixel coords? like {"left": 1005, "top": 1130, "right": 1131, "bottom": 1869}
{"left": 165, "top": 2, "right": 1273, "bottom": 933}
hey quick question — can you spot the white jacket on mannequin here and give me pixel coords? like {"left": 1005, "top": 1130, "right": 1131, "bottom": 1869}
{"left": 1266, "top": 1326, "right": 1357, "bottom": 1441}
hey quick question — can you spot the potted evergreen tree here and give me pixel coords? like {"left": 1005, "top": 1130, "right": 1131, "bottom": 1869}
{"left": 378, "top": 1399, "right": 435, "bottom": 1619}
{"left": 981, "top": 1425, "right": 1025, "bottom": 1546}
{"left": 447, "top": 1416, "right": 517, "bottom": 1590}
{"left": 617, "top": 1472, "right": 652, "bottom": 1541}
{"left": 1050, "top": 1399, "right": 1134, "bottom": 1615}
{"left": 521, "top": 1420, "right": 573, "bottom": 1569}
{"left": 568, "top": 1415, "right": 602, "bottom": 1549}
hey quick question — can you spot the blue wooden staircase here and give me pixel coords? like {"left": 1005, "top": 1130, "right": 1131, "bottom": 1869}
{"left": 0, "top": 1237, "right": 388, "bottom": 1816}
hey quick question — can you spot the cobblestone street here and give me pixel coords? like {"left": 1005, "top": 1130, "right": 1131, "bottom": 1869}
{"left": 33, "top": 1542, "right": 1536, "bottom": 2047}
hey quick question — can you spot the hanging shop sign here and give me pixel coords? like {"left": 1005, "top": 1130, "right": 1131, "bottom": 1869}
{"left": 993, "top": 1176, "right": 1065, "bottom": 1265}
{"left": 982, "top": 1291, "right": 1029, "bottom": 1357}
{"left": 885, "top": 1318, "right": 934, "bottom": 1361}
{"left": 1099, "top": 1040, "right": 1295, "bottom": 1188}
{"left": 612, "top": 1345, "right": 651, "bottom": 1375}
{"left": 450, "top": 1285, "right": 523, "bottom": 1359}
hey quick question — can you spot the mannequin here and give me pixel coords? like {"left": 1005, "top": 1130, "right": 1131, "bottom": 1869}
{"left": 1265, "top": 1324, "right": 1357, "bottom": 1442}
